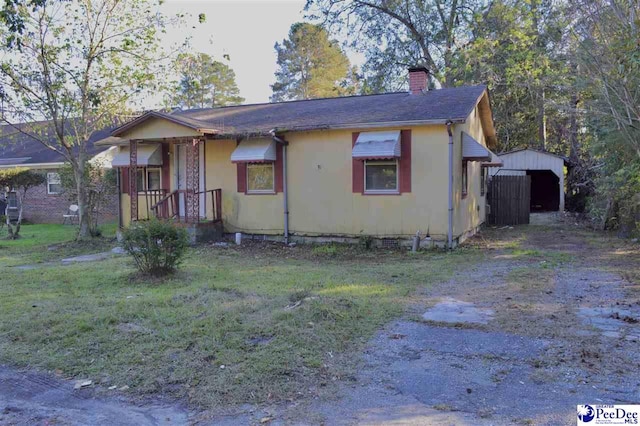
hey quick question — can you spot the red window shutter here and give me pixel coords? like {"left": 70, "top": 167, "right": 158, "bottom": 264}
{"left": 399, "top": 129, "right": 412, "bottom": 193}
{"left": 274, "top": 143, "right": 283, "bottom": 193}
{"left": 120, "top": 167, "right": 129, "bottom": 194}
{"left": 352, "top": 132, "right": 364, "bottom": 193}
{"left": 235, "top": 140, "right": 247, "bottom": 193}
{"left": 161, "top": 144, "right": 170, "bottom": 191}
{"left": 237, "top": 163, "right": 247, "bottom": 193}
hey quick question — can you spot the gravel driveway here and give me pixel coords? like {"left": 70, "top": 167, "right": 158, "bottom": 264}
{"left": 301, "top": 221, "right": 640, "bottom": 425}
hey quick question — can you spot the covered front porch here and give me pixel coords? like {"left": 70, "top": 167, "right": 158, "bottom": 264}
{"left": 101, "top": 109, "right": 288, "bottom": 243}
{"left": 113, "top": 138, "right": 221, "bottom": 225}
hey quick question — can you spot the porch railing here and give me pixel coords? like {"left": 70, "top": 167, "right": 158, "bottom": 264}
{"left": 149, "top": 190, "right": 181, "bottom": 220}
{"left": 143, "top": 190, "right": 167, "bottom": 218}
{"left": 149, "top": 188, "right": 222, "bottom": 223}
{"left": 196, "top": 189, "right": 222, "bottom": 223}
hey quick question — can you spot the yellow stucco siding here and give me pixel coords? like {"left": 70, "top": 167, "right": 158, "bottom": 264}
{"left": 191, "top": 126, "right": 447, "bottom": 238}
{"left": 203, "top": 139, "right": 284, "bottom": 233}
{"left": 453, "top": 105, "right": 488, "bottom": 239}
{"left": 286, "top": 127, "right": 449, "bottom": 238}
{"left": 118, "top": 116, "right": 489, "bottom": 242}
{"left": 120, "top": 193, "right": 154, "bottom": 227}
{"left": 118, "top": 117, "right": 202, "bottom": 140}
{"left": 121, "top": 194, "right": 130, "bottom": 227}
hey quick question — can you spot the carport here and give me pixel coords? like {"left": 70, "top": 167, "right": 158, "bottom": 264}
{"left": 487, "top": 148, "right": 567, "bottom": 212}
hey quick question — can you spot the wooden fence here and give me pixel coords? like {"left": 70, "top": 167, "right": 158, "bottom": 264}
{"left": 487, "top": 175, "right": 531, "bottom": 225}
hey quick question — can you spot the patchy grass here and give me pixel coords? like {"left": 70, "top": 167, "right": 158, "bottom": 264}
{"left": 311, "top": 243, "right": 343, "bottom": 257}
{"left": 509, "top": 248, "right": 574, "bottom": 267}
{"left": 0, "top": 235, "right": 481, "bottom": 408}
{"left": 507, "top": 266, "right": 554, "bottom": 290}
{"left": 0, "top": 223, "right": 117, "bottom": 267}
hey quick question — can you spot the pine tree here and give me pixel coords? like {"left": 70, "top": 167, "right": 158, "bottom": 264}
{"left": 271, "top": 23, "right": 357, "bottom": 101}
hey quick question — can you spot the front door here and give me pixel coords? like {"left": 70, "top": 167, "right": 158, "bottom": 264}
{"left": 175, "top": 144, "right": 187, "bottom": 218}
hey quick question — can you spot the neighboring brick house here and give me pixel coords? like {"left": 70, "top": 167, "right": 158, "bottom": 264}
{"left": 0, "top": 123, "right": 118, "bottom": 224}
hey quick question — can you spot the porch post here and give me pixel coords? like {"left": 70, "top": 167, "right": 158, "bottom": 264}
{"left": 185, "top": 138, "right": 200, "bottom": 223}
{"left": 129, "top": 139, "right": 138, "bottom": 221}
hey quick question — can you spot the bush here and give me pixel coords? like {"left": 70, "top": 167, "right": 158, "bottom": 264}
{"left": 122, "top": 220, "right": 189, "bottom": 276}
{"left": 359, "top": 235, "right": 374, "bottom": 250}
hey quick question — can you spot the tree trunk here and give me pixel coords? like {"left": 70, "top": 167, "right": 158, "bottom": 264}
{"left": 4, "top": 202, "right": 14, "bottom": 239}
{"left": 14, "top": 190, "right": 24, "bottom": 237}
{"left": 569, "top": 92, "right": 579, "bottom": 163}
{"left": 75, "top": 162, "right": 92, "bottom": 239}
{"left": 537, "top": 88, "right": 547, "bottom": 149}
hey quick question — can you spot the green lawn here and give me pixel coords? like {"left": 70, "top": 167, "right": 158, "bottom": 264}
{"left": 0, "top": 223, "right": 117, "bottom": 267}
{"left": 0, "top": 226, "right": 482, "bottom": 408}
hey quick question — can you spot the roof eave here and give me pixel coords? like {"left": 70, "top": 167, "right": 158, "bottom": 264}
{"left": 471, "top": 88, "right": 498, "bottom": 149}
{"left": 500, "top": 148, "right": 570, "bottom": 164}
{"left": 0, "top": 161, "right": 65, "bottom": 169}
{"left": 111, "top": 111, "right": 219, "bottom": 137}
{"left": 207, "top": 118, "right": 467, "bottom": 140}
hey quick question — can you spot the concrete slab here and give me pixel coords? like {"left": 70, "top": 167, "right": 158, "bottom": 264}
{"left": 422, "top": 298, "right": 494, "bottom": 325}
{"left": 577, "top": 307, "right": 640, "bottom": 340}
{"left": 61, "top": 252, "right": 113, "bottom": 263}
{"left": 0, "top": 366, "right": 189, "bottom": 426}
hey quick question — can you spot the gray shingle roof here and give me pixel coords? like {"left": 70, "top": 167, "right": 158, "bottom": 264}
{"left": 170, "top": 85, "right": 487, "bottom": 136}
{"left": 0, "top": 122, "right": 114, "bottom": 166}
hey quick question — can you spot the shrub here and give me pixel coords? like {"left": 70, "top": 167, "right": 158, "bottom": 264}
{"left": 359, "top": 235, "right": 374, "bottom": 250}
{"left": 122, "top": 220, "right": 189, "bottom": 276}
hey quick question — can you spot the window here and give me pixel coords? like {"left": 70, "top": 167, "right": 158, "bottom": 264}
{"left": 133, "top": 167, "right": 162, "bottom": 192}
{"left": 7, "top": 191, "right": 17, "bottom": 209}
{"left": 147, "top": 168, "right": 161, "bottom": 191}
{"left": 462, "top": 161, "right": 468, "bottom": 197}
{"left": 365, "top": 160, "right": 398, "bottom": 193}
{"left": 136, "top": 169, "right": 145, "bottom": 192}
{"left": 47, "top": 172, "right": 62, "bottom": 194}
{"left": 481, "top": 168, "right": 487, "bottom": 196}
{"left": 247, "top": 163, "right": 274, "bottom": 193}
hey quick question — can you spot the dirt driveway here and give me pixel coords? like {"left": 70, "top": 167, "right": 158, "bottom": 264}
{"left": 1, "top": 220, "right": 639, "bottom": 425}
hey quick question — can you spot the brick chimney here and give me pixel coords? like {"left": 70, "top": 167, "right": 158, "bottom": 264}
{"left": 408, "top": 67, "right": 429, "bottom": 95}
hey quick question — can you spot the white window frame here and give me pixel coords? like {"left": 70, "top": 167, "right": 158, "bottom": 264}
{"left": 146, "top": 167, "right": 162, "bottom": 191}
{"left": 246, "top": 162, "right": 275, "bottom": 194}
{"left": 364, "top": 159, "right": 399, "bottom": 194}
{"left": 47, "top": 172, "right": 61, "bottom": 195}
{"left": 136, "top": 168, "right": 145, "bottom": 193}
{"left": 7, "top": 191, "right": 18, "bottom": 209}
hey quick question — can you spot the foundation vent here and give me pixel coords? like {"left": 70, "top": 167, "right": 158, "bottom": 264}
{"left": 381, "top": 239, "right": 399, "bottom": 248}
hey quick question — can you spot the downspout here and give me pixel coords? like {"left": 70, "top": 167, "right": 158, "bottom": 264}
{"left": 269, "top": 129, "right": 289, "bottom": 244}
{"left": 447, "top": 121, "right": 454, "bottom": 250}
{"left": 116, "top": 167, "right": 123, "bottom": 230}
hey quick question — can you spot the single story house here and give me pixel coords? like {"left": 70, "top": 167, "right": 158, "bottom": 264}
{"left": 0, "top": 123, "right": 118, "bottom": 223}
{"left": 487, "top": 148, "right": 569, "bottom": 212}
{"left": 101, "top": 68, "right": 499, "bottom": 247}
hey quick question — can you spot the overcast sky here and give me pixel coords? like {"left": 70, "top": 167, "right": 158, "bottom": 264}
{"left": 161, "top": 0, "right": 343, "bottom": 105}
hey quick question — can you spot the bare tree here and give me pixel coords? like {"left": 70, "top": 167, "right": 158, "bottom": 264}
{"left": 0, "top": 0, "right": 172, "bottom": 239}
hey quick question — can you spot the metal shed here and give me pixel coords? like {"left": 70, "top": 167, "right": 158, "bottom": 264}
{"left": 487, "top": 148, "right": 568, "bottom": 212}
